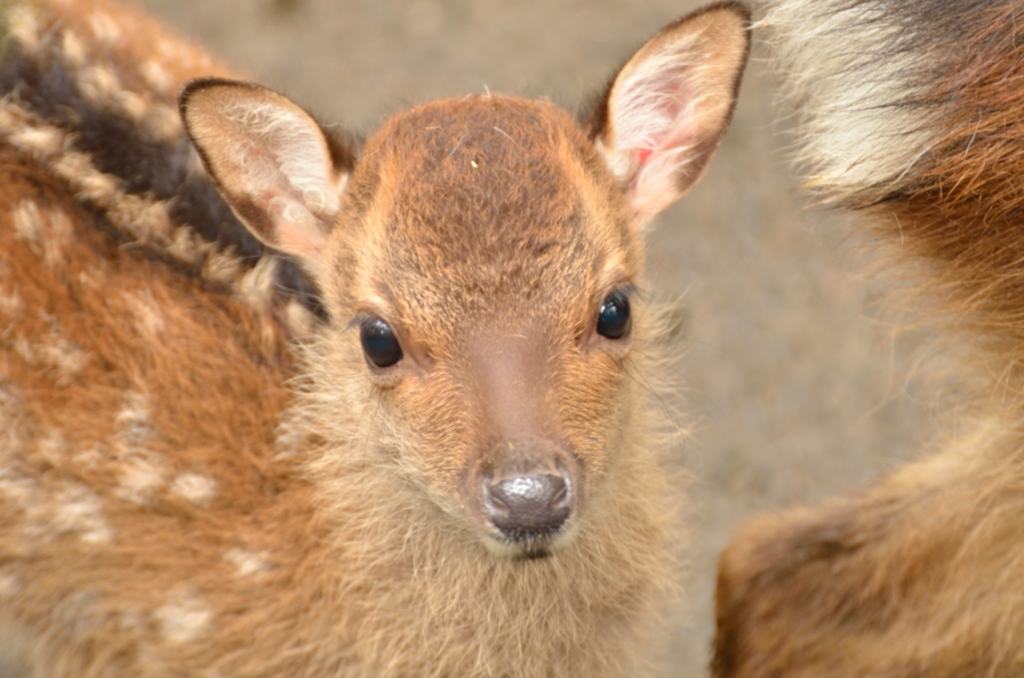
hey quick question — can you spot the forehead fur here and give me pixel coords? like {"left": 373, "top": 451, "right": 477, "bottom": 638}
{"left": 341, "top": 95, "right": 637, "bottom": 321}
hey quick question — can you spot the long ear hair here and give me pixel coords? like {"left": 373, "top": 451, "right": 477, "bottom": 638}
{"left": 764, "top": 0, "right": 1024, "bottom": 387}
{"left": 180, "top": 79, "right": 357, "bottom": 280}
{"left": 585, "top": 2, "right": 750, "bottom": 227}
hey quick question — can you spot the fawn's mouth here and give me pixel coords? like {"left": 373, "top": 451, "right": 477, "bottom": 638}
{"left": 478, "top": 518, "right": 580, "bottom": 559}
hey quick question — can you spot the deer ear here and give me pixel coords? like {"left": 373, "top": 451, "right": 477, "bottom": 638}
{"left": 590, "top": 3, "right": 750, "bottom": 227}
{"left": 179, "top": 78, "right": 351, "bottom": 270}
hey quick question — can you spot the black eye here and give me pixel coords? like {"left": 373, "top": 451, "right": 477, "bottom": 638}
{"left": 597, "top": 290, "right": 631, "bottom": 340}
{"left": 360, "top": 318, "right": 403, "bottom": 368}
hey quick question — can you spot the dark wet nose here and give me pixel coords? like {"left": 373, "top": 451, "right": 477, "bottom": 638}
{"left": 484, "top": 473, "right": 572, "bottom": 538}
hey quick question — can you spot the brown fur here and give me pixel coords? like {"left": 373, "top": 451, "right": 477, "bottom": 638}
{"left": 0, "top": 0, "right": 750, "bottom": 676}
{"left": 713, "top": 1, "right": 1024, "bottom": 676}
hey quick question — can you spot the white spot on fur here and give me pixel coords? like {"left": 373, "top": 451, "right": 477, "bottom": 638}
{"left": 11, "top": 336, "right": 34, "bottom": 365}
{"left": 0, "top": 288, "right": 20, "bottom": 316}
{"left": 272, "top": 416, "right": 309, "bottom": 463}
{"left": 7, "top": 7, "right": 42, "bottom": 53}
{"left": 225, "top": 549, "right": 270, "bottom": 577}
{"left": 122, "top": 198, "right": 175, "bottom": 241}
{"left": 61, "top": 30, "right": 87, "bottom": 69}
{"left": 9, "top": 126, "right": 63, "bottom": 157}
{"left": 39, "top": 336, "right": 89, "bottom": 380}
{"left": 78, "top": 66, "right": 122, "bottom": 104}
{"left": 40, "top": 141, "right": 179, "bottom": 252}
{"left": 51, "top": 483, "right": 114, "bottom": 544}
{"left": 236, "top": 256, "right": 278, "bottom": 309}
{"left": 114, "top": 390, "right": 158, "bottom": 439}
{"left": 53, "top": 153, "right": 120, "bottom": 203}
{"left": 43, "top": 208, "right": 74, "bottom": 269}
{"left": 155, "top": 589, "right": 212, "bottom": 644}
{"left": 141, "top": 60, "right": 172, "bottom": 94}
{"left": 12, "top": 201, "right": 74, "bottom": 269}
{"left": 150, "top": 104, "right": 183, "bottom": 141}
{"left": 0, "top": 571, "right": 21, "bottom": 599}
{"left": 116, "top": 457, "right": 166, "bottom": 504}
{"left": 13, "top": 322, "right": 90, "bottom": 383}
{"left": 78, "top": 267, "right": 104, "bottom": 291}
{"left": 117, "top": 91, "right": 149, "bottom": 123}
{"left": 76, "top": 65, "right": 164, "bottom": 131}
{"left": 9, "top": 471, "right": 114, "bottom": 545}
{"left": 87, "top": 11, "right": 122, "bottom": 46}
{"left": 202, "top": 248, "right": 242, "bottom": 285}
{"left": 124, "top": 290, "right": 165, "bottom": 337}
{"left": 0, "top": 100, "right": 223, "bottom": 288}
{"left": 12, "top": 200, "right": 44, "bottom": 247}
{"left": 170, "top": 473, "right": 217, "bottom": 506}
{"left": 112, "top": 391, "right": 168, "bottom": 504}
{"left": 166, "top": 226, "right": 206, "bottom": 266}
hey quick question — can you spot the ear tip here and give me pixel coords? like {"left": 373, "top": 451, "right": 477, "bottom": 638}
{"left": 699, "top": 1, "right": 753, "bottom": 24}
{"left": 178, "top": 78, "right": 267, "bottom": 116}
{"left": 179, "top": 77, "right": 227, "bottom": 105}
{"left": 667, "top": 2, "right": 753, "bottom": 43}
{"left": 648, "top": 2, "right": 752, "bottom": 72}
{"left": 686, "top": 1, "right": 754, "bottom": 72}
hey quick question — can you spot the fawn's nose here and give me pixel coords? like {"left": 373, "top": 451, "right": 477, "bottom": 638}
{"left": 484, "top": 472, "right": 572, "bottom": 539}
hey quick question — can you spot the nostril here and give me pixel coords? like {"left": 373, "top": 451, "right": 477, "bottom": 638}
{"left": 550, "top": 481, "right": 569, "bottom": 510}
{"left": 484, "top": 473, "right": 572, "bottom": 539}
{"left": 487, "top": 492, "right": 510, "bottom": 516}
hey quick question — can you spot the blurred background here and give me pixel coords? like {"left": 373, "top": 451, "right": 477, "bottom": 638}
{"left": 137, "top": 0, "right": 934, "bottom": 672}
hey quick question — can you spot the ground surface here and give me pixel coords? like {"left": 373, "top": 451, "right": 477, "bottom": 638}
{"left": 138, "top": 0, "right": 935, "bottom": 673}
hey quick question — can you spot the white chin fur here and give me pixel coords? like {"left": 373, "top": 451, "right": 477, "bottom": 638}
{"left": 479, "top": 520, "right": 580, "bottom": 559}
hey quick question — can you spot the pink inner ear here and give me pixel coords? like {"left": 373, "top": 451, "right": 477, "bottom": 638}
{"left": 616, "top": 62, "right": 694, "bottom": 176}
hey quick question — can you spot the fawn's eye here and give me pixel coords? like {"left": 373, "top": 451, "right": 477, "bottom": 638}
{"left": 360, "top": 318, "right": 403, "bottom": 368}
{"left": 597, "top": 290, "right": 631, "bottom": 340}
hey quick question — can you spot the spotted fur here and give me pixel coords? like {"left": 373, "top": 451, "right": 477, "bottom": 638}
{"left": 0, "top": 0, "right": 325, "bottom": 322}
{"left": 0, "top": 0, "right": 750, "bottom": 675}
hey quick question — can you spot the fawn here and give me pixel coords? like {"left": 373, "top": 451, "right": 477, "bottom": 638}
{"left": 0, "top": 0, "right": 749, "bottom": 675}
{"left": 713, "top": 0, "right": 1024, "bottom": 676}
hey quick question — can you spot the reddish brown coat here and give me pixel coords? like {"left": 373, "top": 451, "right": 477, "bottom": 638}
{"left": 0, "top": 0, "right": 750, "bottom": 675}
{"left": 714, "top": 1, "right": 1024, "bottom": 676}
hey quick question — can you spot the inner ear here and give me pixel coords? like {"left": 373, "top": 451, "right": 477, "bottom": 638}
{"left": 179, "top": 78, "right": 353, "bottom": 269}
{"left": 589, "top": 2, "right": 751, "bottom": 227}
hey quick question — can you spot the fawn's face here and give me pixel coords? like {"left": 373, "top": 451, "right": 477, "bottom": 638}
{"left": 181, "top": 3, "right": 749, "bottom": 557}
{"left": 319, "top": 97, "right": 641, "bottom": 555}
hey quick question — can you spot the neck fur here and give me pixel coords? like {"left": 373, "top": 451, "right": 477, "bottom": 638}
{"left": 281, "top": 328, "right": 681, "bottom": 677}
